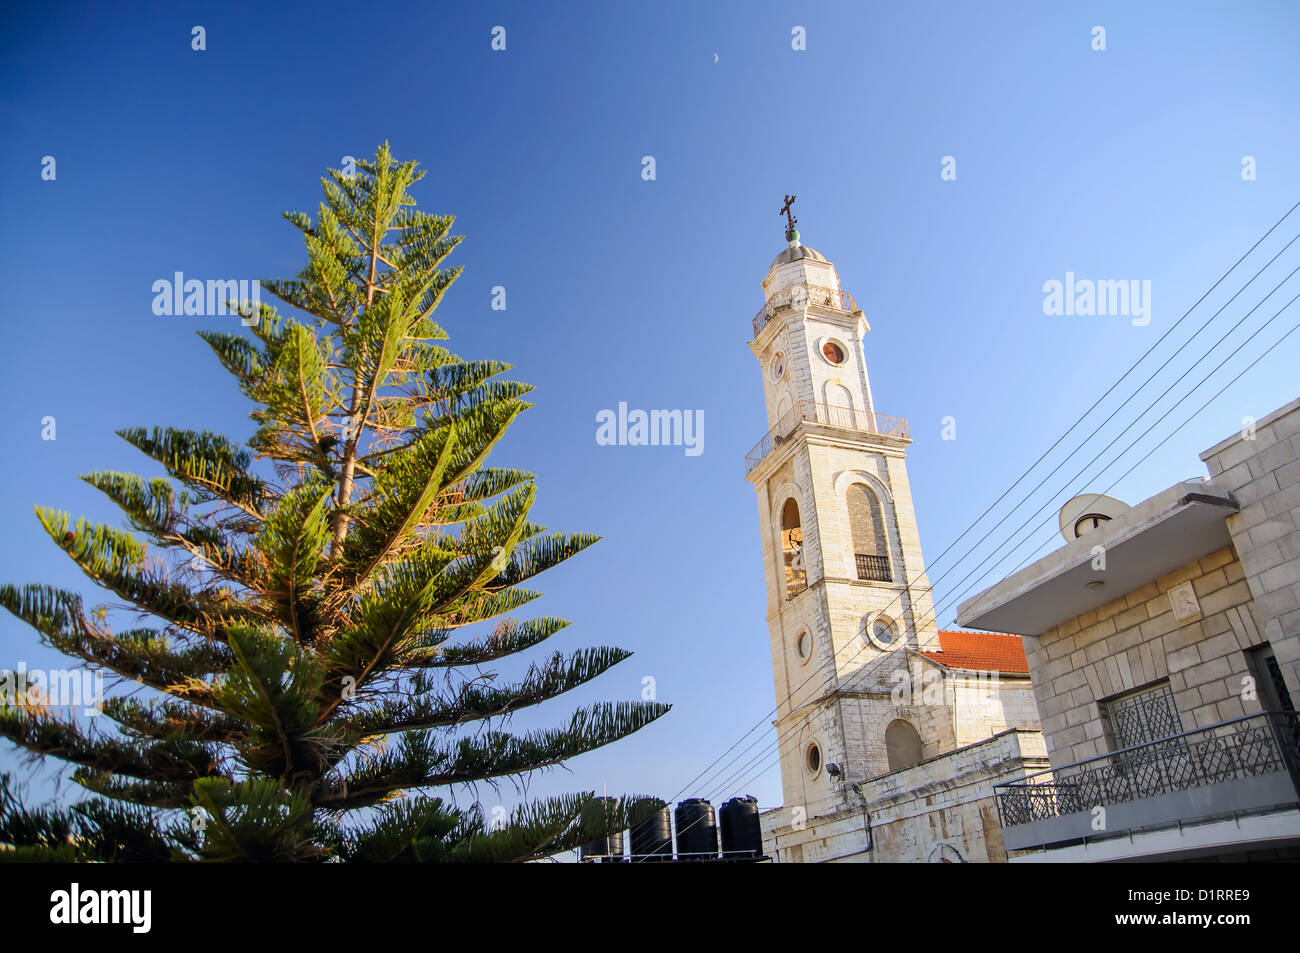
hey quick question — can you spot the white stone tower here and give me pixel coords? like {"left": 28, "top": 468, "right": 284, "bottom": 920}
{"left": 745, "top": 210, "right": 955, "bottom": 821}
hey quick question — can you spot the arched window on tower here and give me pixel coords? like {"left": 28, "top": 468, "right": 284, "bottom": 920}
{"left": 824, "top": 382, "right": 855, "bottom": 429}
{"left": 885, "top": 719, "right": 923, "bottom": 772}
{"left": 780, "top": 498, "right": 807, "bottom": 599}
{"left": 847, "top": 484, "right": 892, "bottom": 582}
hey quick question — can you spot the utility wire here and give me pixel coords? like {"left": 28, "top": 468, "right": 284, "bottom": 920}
{"left": 713, "top": 297, "right": 1300, "bottom": 823}
{"left": 700, "top": 278, "right": 1300, "bottom": 813}
{"left": 663, "top": 203, "right": 1299, "bottom": 807}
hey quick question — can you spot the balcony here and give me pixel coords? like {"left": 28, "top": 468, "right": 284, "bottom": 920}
{"left": 994, "top": 711, "right": 1300, "bottom": 854}
{"left": 855, "top": 553, "right": 892, "bottom": 582}
{"left": 744, "top": 400, "right": 910, "bottom": 476}
{"left": 753, "top": 284, "right": 859, "bottom": 337}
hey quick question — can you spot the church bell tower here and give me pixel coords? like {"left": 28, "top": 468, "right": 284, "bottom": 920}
{"left": 745, "top": 200, "right": 955, "bottom": 820}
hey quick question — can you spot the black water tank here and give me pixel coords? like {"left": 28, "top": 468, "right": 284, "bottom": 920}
{"left": 674, "top": 798, "right": 718, "bottom": 861}
{"left": 630, "top": 806, "right": 673, "bottom": 861}
{"left": 720, "top": 795, "right": 762, "bottom": 858}
{"left": 579, "top": 797, "right": 625, "bottom": 862}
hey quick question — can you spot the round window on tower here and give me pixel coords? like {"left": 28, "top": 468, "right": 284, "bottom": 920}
{"left": 805, "top": 742, "right": 822, "bottom": 777}
{"left": 770, "top": 351, "right": 787, "bottom": 381}
{"left": 864, "top": 615, "right": 901, "bottom": 650}
{"left": 821, "top": 339, "right": 847, "bottom": 366}
{"left": 796, "top": 629, "right": 812, "bottom": 663}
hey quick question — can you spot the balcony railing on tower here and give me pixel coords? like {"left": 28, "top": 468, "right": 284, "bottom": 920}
{"left": 744, "top": 400, "right": 910, "bottom": 476}
{"left": 753, "top": 285, "right": 858, "bottom": 337}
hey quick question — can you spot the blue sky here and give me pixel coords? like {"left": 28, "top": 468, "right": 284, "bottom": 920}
{"left": 2, "top": 1, "right": 1298, "bottom": 828}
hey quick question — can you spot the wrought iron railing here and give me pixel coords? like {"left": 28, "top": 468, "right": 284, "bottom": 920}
{"left": 855, "top": 553, "right": 892, "bottom": 582}
{"left": 994, "top": 711, "right": 1300, "bottom": 829}
{"left": 744, "top": 401, "right": 910, "bottom": 475}
{"left": 753, "top": 285, "right": 859, "bottom": 336}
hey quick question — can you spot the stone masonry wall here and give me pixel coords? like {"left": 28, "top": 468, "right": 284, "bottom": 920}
{"left": 1025, "top": 545, "right": 1259, "bottom": 767}
{"left": 1201, "top": 397, "right": 1300, "bottom": 700}
{"left": 951, "top": 673, "right": 1040, "bottom": 747}
{"left": 761, "top": 728, "right": 1048, "bottom": 863}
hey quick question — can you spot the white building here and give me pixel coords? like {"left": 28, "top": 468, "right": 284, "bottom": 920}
{"left": 746, "top": 222, "right": 1045, "bottom": 862}
{"left": 959, "top": 400, "right": 1300, "bottom": 862}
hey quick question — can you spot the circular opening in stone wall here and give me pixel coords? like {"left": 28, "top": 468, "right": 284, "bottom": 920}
{"left": 864, "top": 615, "right": 901, "bottom": 650}
{"left": 805, "top": 742, "right": 822, "bottom": 776}
{"left": 770, "top": 351, "right": 786, "bottom": 380}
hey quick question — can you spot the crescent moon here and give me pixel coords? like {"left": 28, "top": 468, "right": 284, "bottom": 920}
{"left": 713, "top": 53, "right": 718, "bottom": 63}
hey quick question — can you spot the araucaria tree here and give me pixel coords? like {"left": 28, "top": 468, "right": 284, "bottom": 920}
{"left": 0, "top": 145, "right": 668, "bottom": 862}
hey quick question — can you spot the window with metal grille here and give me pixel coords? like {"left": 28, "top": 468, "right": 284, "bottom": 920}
{"left": 1097, "top": 681, "right": 1190, "bottom": 774}
{"left": 1102, "top": 682, "right": 1184, "bottom": 751}
{"left": 1247, "top": 644, "right": 1299, "bottom": 766}
{"left": 847, "top": 484, "right": 891, "bottom": 582}
{"left": 1092, "top": 682, "right": 1191, "bottom": 800}
{"left": 855, "top": 553, "right": 891, "bottom": 582}
{"left": 1247, "top": 644, "right": 1297, "bottom": 714}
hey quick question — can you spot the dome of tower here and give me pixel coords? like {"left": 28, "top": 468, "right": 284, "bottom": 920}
{"left": 769, "top": 243, "right": 828, "bottom": 270}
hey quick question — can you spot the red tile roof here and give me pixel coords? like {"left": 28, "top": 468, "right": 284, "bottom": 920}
{"left": 917, "top": 630, "right": 1029, "bottom": 674}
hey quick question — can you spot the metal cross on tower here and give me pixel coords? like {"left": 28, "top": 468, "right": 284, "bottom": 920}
{"left": 780, "top": 194, "right": 797, "bottom": 231}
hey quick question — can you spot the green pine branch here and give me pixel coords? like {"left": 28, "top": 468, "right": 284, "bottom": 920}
{"left": 0, "top": 144, "right": 670, "bottom": 863}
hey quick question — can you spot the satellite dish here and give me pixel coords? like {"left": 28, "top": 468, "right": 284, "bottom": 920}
{"left": 1059, "top": 493, "right": 1129, "bottom": 542}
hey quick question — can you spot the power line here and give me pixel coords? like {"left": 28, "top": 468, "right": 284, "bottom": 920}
{"left": 701, "top": 275, "right": 1300, "bottom": 810}
{"left": 664, "top": 203, "right": 1300, "bottom": 806}
{"left": 920, "top": 258, "right": 1300, "bottom": 631}
{"left": 928, "top": 271, "right": 1300, "bottom": 630}
{"left": 713, "top": 297, "right": 1300, "bottom": 824}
